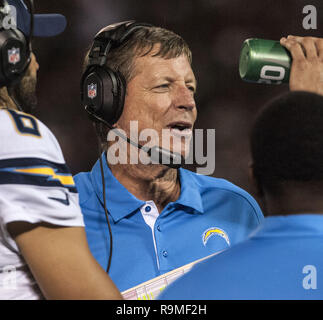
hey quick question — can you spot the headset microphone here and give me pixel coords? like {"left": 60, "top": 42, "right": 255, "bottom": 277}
{"left": 85, "top": 105, "right": 184, "bottom": 169}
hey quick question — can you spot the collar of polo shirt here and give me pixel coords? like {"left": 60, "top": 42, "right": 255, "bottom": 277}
{"left": 90, "top": 152, "right": 204, "bottom": 222}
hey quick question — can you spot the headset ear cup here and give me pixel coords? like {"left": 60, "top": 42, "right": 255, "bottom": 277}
{"left": 82, "top": 66, "right": 125, "bottom": 125}
{"left": 11, "top": 29, "right": 31, "bottom": 80}
{"left": 0, "top": 28, "right": 30, "bottom": 87}
{"left": 82, "top": 21, "right": 153, "bottom": 125}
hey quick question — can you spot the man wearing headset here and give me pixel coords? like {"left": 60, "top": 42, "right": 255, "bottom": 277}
{"left": 0, "top": 0, "right": 121, "bottom": 300}
{"left": 75, "top": 20, "right": 323, "bottom": 295}
{"left": 75, "top": 22, "right": 264, "bottom": 293}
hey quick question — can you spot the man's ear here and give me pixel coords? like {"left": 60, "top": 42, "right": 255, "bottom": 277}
{"left": 248, "top": 162, "right": 264, "bottom": 198}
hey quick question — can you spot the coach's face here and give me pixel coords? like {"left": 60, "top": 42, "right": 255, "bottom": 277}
{"left": 116, "top": 45, "right": 197, "bottom": 159}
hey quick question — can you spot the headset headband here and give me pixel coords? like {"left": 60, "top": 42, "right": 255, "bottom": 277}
{"left": 87, "top": 21, "right": 153, "bottom": 67}
{"left": 81, "top": 20, "right": 153, "bottom": 125}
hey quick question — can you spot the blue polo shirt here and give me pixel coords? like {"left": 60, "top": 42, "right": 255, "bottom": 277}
{"left": 159, "top": 214, "right": 323, "bottom": 300}
{"left": 74, "top": 153, "right": 263, "bottom": 292}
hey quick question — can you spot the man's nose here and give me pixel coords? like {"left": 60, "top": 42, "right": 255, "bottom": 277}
{"left": 173, "top": 86, "right": 196, "bottom": 111}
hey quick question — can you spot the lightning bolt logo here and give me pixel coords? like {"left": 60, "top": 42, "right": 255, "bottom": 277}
{"left": 14, "top": 167, "right": 75, "bottom": 187}
{"left": 202, "top": 227, "right": 230, "bottom": 247}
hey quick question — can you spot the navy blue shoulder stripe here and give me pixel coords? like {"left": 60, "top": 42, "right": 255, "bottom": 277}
{"left": 0, "top": 157, "right": 70, "bottom": 172}
{"left": 0, "top": 157, "right": 77, "bottom": 193}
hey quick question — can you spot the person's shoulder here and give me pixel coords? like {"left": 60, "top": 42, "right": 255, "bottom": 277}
{"left": 0, "top": 108, "right": 64, "bottom": 163}
{"left": 74, "top": 171, "right": 93, "bottom": 206}
{"left": 74, "top": 171, "right": 91, "bottom": 186}
{"left": 181, "top": 168, "right": 263, "bottom": 221}
{"left": 182, "top": 168, "right": 256, "bottom": 200}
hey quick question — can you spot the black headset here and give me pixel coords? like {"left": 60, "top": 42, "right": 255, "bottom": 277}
{"left": 81, "top": 20, "right": 152, "bottom": 126}
{"left": 0, "top": 0, "right": 33, "bottom": 88}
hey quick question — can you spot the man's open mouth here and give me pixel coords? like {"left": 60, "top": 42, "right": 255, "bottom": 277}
{"left": 166, "top": 122, "right": 193, "bottom": 137}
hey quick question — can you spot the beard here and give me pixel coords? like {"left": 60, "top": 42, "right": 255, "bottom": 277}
{"left": 12, "top": 73, "right": 38, "bottom": 114}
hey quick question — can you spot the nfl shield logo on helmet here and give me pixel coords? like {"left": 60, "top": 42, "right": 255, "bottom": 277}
{"left": 8, "top": 47, "right": 20, "bottom": 65}
{"left": 88, "top": 83, "right": 97, "bottom": 99}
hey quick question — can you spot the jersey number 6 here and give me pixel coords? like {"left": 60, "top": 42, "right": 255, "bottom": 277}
{"left": 7, "top": 109, "right": 41, "bottom": 138}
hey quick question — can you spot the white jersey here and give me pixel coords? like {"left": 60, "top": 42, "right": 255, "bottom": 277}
{"left": 0, "top": 108, "right": 84, "bottom": 300}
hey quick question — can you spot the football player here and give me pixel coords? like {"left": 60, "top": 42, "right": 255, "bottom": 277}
{"left": 0, "top": 0, "right": 121, "bottom": 300}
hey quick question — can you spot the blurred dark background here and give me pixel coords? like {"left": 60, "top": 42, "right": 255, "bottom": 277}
{"left": 32, "top": 0, "right": 323, "bottom": 198}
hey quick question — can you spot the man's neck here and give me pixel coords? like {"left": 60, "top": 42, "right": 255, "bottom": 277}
{"left": 109, "top": 161, "right": 181, "bottom": 213}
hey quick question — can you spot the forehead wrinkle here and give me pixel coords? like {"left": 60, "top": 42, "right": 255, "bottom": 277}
{"left": 133, "top": 52, "right": 194, "bottom": 81}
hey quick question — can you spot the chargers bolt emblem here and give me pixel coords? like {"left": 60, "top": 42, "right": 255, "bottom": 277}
{"left": 202, "top": 227, "right": 230, "bottom": 246}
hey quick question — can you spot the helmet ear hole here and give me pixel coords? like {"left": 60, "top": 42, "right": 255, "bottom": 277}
{"left": 80, "top": 21, "right": 153, "bottom": 125}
